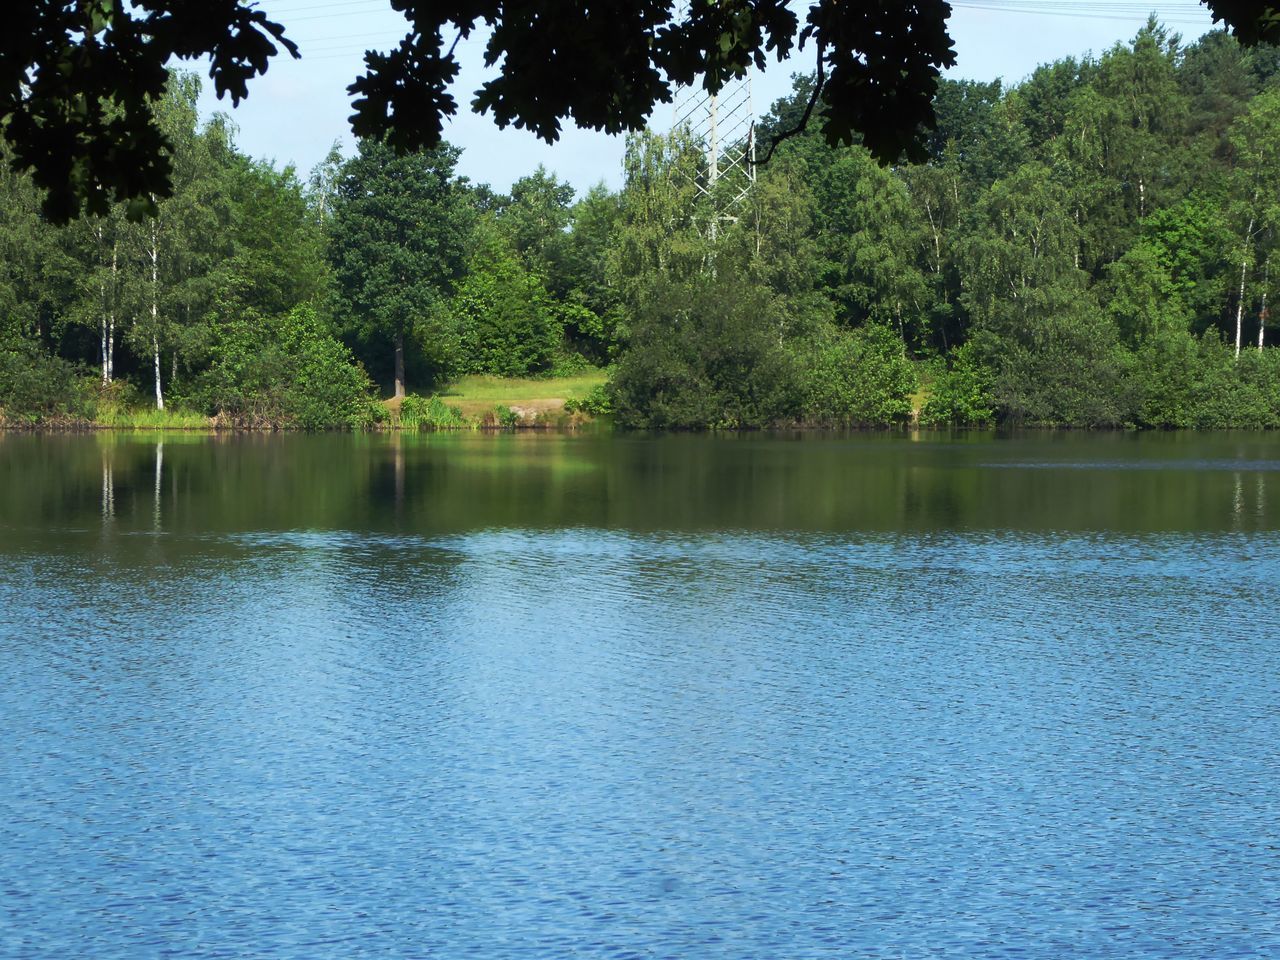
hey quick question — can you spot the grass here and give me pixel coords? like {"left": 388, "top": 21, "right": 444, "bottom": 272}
{"left": 909, "top": 385, "right": 931, "bottom": 419}
{"left": 93, "top": 406, "right": 211, "bottom": 430}
{"left": 436, "top": 369, "right": 608, "bottom": 419}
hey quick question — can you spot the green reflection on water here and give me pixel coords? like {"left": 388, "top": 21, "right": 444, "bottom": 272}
{"left": 0, "top": 430, "right": 1276, "bottom": 538}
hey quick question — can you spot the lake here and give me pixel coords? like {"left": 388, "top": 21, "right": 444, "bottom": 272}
{"left": 1, "top": 431, "right": 1277, "bottom": 958}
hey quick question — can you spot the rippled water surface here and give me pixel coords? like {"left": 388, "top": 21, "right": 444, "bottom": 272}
{"left": 2, "top": 432, "right": 1279, "bottom": 958}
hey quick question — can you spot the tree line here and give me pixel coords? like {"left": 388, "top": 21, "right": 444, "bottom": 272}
{"left": 4, "top": 20, "right": 1280, "bottom": 430}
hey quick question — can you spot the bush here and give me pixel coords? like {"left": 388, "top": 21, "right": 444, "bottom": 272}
{"left": 920, "top": 340, "right": 997, "bottom": 427}
{"left": 610, "top": 272, "right": 802, "bottom": 429}
{"left": 989, "top": 309, "right": 1136, "bottom": 427}
{"left": 799, "top": 323, "right": 917, "bottom": 426}
{"left": 1129, "top": 329, "right": 1280, "bottom": 429}
{"left": 564, "top": 383, "right": 613, "bottom": 416}
{"left": 545, "top": 349, "right": 594, "bottom": 378}
{"left": 1130, "top": 327, "right": 1204, "bottom": 428}
{"left": 191, "top": 305, "right": 374, "bottom": 428}
{"left": 1185, "top": 332, "right": 1277, "bottom": 429}
{"left": 0, "top": 338, "right": 90, "bottom": 423}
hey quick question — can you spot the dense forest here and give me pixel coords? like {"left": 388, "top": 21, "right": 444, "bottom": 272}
{"left": 5, "top": 21, "right": 1280, "bottom": 430}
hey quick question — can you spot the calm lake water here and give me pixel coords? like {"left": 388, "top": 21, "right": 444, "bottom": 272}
{"left": 2, "top": 431, "right": 1278, "bottom": 958}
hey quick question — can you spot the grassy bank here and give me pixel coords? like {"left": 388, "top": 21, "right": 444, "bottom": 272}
{"left": 437, "top": 370, "right": 608, "bottom": 419}
{"left": 93, "top": 407, "right": 213, "bottom": 430}
{"left": 389, "top": 369, "right": 611, "bottom": 429}
{"left": 3, "top": 372, "right": 615, "bottom": 432}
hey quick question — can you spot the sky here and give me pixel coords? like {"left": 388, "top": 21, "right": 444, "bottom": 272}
{"left": 194, "top": 0, "right": 1221, "bottom": 196}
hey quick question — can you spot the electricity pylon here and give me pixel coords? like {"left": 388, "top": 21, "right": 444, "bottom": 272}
{"left": 671, "top": 56, "right": 756, "bottom": 240}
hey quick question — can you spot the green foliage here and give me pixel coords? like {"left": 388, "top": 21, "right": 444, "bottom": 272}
{"left": 1132, "top": 327, "right": 1280, "bottom": 428}
{"left": 609, "top": 272, "right": 802, "bottom": 430}
{"left": 328, "top": 138, "right": 473, "bottom": 394}
{"left": 812, "top": 146, "right": 930, "bottom": 341}
{"left": 190, "top": 305, "right": 373, "bottom": 429}
{"left": 400, "top": 394, "right": 467, "bottom": 429}
{"left": 799, "top": 324, "right": 918, "bottom": 426}
{"left": 989, "top": 305, "right": 1135, "bottom": 427}
{"left": 919, "top": 340, "right": 997, "bottom": 426}
{"left": 545, "top": 349, "right": 594, "bottom": 379}
{"left": 451, "top": 219, "right": 563, "bottom": 377}
{"left": 0, "top": 338, "right": 89, "bottom": 423}
{"left": 1139, "top": 197, "right": 1235, "bottom": 330}
{"left": 563, "top": 384, "right": 613, "bottom": 417}
{"left": 13, "top": 26, "right": 1280, "bottom": 433}
{"left": 492, "top": 405, "right": 522, "bottom": 428}
{"left": 1103, "top": 243, "right": 1192, "bottom": 344}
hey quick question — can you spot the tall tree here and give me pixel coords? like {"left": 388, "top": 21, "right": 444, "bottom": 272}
{"left": 1226, "top": 88, "right": 1280, "bottom": 355}
{"left": 125, "top": 73, "right": 232, "bottom": 409}
{"left": 329, "top": 139, "right": 472, "bottom": 398}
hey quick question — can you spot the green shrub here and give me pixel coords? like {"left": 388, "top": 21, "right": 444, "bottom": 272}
{"left": 191, "top": 305, "right": 374, "bottom": 428}
{"left": 545, "top": 350, "right": 594, "bottom": 378}
{"left": 989, "top": 310, "right": 1136, "bottom": 427}
{"left": 401, "top": 394, "right": 467, "bottom": 429}
{"left": 0, "top": 339, "right": 90, "bottom": 423}
{"left": 920, "top": 340, "right": 997, "bottom": 427}
{"left": 1129, "top": 329, "right": 1280, "bottom": 429}
{"left": 799, "top": 323, "right": 917, "bottom": 426}
{"left": 610, "top": 272, "right": 802, "bottom": 429}
{"left": 564, "top": 383, "right": 613, "bottom": 416}
{"left": 1130, "top": 327, "right": 1203, "bottom": 428}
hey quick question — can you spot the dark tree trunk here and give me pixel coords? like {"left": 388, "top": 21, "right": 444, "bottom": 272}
{"left": 393, "top": 333, "right": 406, "bottom": 400}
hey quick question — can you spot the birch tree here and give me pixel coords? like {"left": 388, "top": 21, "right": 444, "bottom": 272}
{"left": 1226, "top": 88, "right": 1280, "bottom": 357}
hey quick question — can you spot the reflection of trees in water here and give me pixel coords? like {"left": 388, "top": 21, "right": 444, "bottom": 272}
{"left": 1, "top": 433, "right": 1280, "bottom": 535}
{"left": 154, "top": 441, "right": 164, "bottom": 531}
{"left": 101, "top": 452, "right": 114, "bottom": 524}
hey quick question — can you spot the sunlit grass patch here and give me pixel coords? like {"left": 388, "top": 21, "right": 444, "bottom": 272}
{"left": 438, "top": 370, "right": 608, "bottom": 418}
{"left": 94, "top": 407, "right": 211, "bottom": 430}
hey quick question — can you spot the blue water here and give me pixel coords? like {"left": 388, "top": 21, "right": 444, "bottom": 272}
{"left": 2, "top": 435, "right": 1279, "bottom": 957}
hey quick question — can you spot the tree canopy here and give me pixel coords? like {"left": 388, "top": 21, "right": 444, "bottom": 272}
{"left": 9, "top": 24, "right": 1280, "bottom": 431}
{"left": 5, "top": 1, "right": 1280, "bottom": 221}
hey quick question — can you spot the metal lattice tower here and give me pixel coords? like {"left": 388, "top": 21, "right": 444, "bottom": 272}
{"left": 670, "top": 10, "right": 756, "bottom": 239}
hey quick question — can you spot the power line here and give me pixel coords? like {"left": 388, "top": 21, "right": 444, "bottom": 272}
{"left": 949, "top": 0, "right": 1214, "bottom": 26}
{"left": 265, "top": 0, "right": 387, "bottom": 16}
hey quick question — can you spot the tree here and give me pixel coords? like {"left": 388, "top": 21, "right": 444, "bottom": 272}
{"left": 496, "top": 166, "right": 575, "bottom": 283}
{"left": 450, "top": 218, "right": 562, "bottom": 376}
{"left": 1226, "top": 88, "right": 1280, "bottom": 356}
{"left": 609, "top": 130, "right": 711, "bottom": 313}
{"left": 0, "top": 141, "right": 73, "bottom": 347}
{"left": 123, "top": 73, "right": 233, "bottom": 410}
{"left": 0, "top": 1, "right": 294, "bottom": 220}
{"left": 8, "top": 3, "right": 1280, "bottom": 221}
{"left": 1139, "top": 196, "right": 1236, "bottom": 332}
{"left": 1104, "top": 242, "right": 1195, "bottom": 346}
{"left": 329, "top": 139, "right": 472, "bottom": 398}
{"left": 811, "top": 147, "right": 931, "bottom": 348}
{"left": 559, "top": 184, "right": 624, "bottom": 361}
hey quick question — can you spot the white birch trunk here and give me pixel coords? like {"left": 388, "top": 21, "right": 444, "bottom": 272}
{"left": 1236, "top": 220, "right": 1253, "bottom": 359}
{"left": 150, "top": 221, "right": 163, "bottom": 410}
{"left": 1259, "top": 257, "right": 1270, "bottom": 351}
{"left": 153, "top": 336, "right": 164, "bottom": 411}
{"left": 107, "top": 242, "right": 116, "bottom": 383}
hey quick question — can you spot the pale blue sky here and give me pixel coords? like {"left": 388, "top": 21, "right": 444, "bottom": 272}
{"left": 194, "top": 0, "right": 1218, "bottom": 194}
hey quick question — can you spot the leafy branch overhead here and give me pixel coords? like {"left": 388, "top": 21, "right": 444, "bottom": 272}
{"left": 3, "top": 0, "right": 1280, "bottom": 221}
